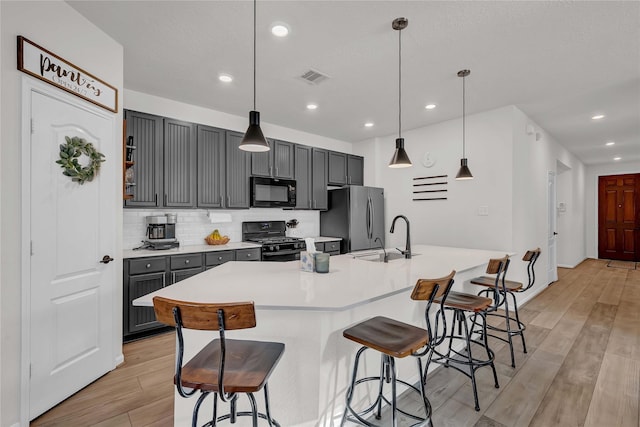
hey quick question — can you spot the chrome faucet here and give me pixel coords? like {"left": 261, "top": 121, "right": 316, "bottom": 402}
{"left": 390, "top": 215, "right": 411, "bottom": 259}
{"left": 374, "top": 237, "right": 388, "bottom": 263}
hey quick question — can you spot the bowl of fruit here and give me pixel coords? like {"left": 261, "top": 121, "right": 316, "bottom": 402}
{"left": 205, "top": 229, "right": 230, "bottom": 245}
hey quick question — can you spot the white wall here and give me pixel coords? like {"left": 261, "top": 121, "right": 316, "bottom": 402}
{"left": 1, "top": 2, "right": 124, "bottom": 425}
{"left": 585, "top": 160, "right": 640, "bottom": 258}
{"left": 355, "top": 106, "right": 515, "bottom": 252}
{"left": 354, "top": 105, "right": 587, "bottom": 301}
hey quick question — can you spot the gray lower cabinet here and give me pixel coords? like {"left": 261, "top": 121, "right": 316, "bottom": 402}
{"left": 124, "top": 248, "right": 261, "bottom": 340}
{"left": 164, "top": 118, "right": 197, "bottom": 207}
{"left": 124, "top": 110, "right": 163, "bottom": 207}
{"left": 169, "top": 254, "right": 204, "bottom": 284}
{"left": 197, "top": 125, "right": 226, "bottom": 208}
{"left": 312, "top": 148, "right": 329, "bottom": 210}
{"left": 251, "top": 139, "right": 295, "bottom": 179}
{"left": 295, "top": 145, "right": 312, "bottom": 209}
{"left": 225, "top": 131, "right": 251, "bottom": 208}
{"left": 124, "top": 256, "right": 168, "bottom": 338}
{"left": 205, "top": 250, "right": 235, "bottom": 269}
{"left": 315, "top": 240, "right": 341, "bottom": 255}
{"left": 235, "top": 248, "right": 261, "bottom": 261}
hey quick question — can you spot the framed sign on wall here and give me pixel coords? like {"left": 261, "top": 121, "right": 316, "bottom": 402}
{"left": 17, "top": 36, "right": 118, "bottom": 113}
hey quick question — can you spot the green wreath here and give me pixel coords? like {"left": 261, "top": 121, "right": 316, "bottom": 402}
{"left": 55, "top": 136, "right": 105, "bottom": 184}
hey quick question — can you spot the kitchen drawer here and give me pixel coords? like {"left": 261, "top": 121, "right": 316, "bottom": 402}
{"left": 129, "top": 257, "right": 167, "bottom": 275}
{"left": 205, "top": 250, "right": 235, "bottom": 266}
{"left": 170, "top": 253, "right": 203, "bottom": 270}
{"left": 314, "top": 242, "right": 324, "bottom": 252}
{"left": 324, "top": 241, "right": 341, "bottom": 253}
{"left": 235, "top": 248, "right": 261, "bottom": 261}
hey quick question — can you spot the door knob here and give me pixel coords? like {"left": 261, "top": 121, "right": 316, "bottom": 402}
{"left": 553, "top": 232, "right": 558, "bottom": 236}
{"left": 100, "top": 255, "right": 114, "bottom": 264}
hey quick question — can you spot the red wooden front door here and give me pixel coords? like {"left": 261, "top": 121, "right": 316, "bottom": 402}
{"left": 598, "top": 173, "right": 640, "bottom": 261}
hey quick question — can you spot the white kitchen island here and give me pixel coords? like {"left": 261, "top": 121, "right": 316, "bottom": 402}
{"left": 133, "top": 244, "right": 510, "bottom": 426}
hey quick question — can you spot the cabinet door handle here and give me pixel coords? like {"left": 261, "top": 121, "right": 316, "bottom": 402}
{"left": 270, "top": 166, "right": 273, "bottom": 176}
{"left": 185, "top": 259, "right": 190, "bottom": 264}
{"left": 162, "top": 273, "right": 166, "bottom": 288}
{"left": 146, "top": 263, "right": 151, "bottom": 268}
{"left": 155, "top": 194, "right": 158, "bottom": 206}
{"left": 164, "top": 194, "right": 168, "bottom": 206}
{"left": 219, "top": 196, "right": 223, "bottom": 207}
{"left": 218, "top": 256, "right": 223, "bottom": 261}
{"left": 171, "top": 272, "right": 176, "bottom": 284}
{"left": 226, "top": 195, "right": 230, "bottom": 206}
{"left": 309, "top": 200, "right": 312, "bottom": 209}
{"left": 275, "top": 167, "right": 279, "bottom": 177}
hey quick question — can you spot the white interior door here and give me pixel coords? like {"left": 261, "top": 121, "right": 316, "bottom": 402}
{"left": 547, "top": 171, "right": 558, "bottom": 283}
{"left": 29, "top": 90, "right": 116, "bottom": 419}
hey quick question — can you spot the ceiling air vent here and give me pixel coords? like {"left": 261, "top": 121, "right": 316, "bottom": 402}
{"left": 298, "top": 68, "right": 330, "bottom": 85}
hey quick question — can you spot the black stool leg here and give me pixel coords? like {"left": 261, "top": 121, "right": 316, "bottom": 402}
{"left": 341, "top": 346, "right": 366, "bottom": 426}
{"left": 416, "top": 357, "right": 433, "bottom": 427}
{"left": 263, "top": 384, "right": 279, "bottom": 427}
{"left": 212, "top": 393, "right": 218, "bottom": 427}
{"left": 460, "top": 311, "right": 481, "bottom": 411}
{"left": 245, "top": 392, "right": 258, "bottom": 427}
{"left": 479, "top": 311, "right": 499, "bottom": 389}
{"left": 192, "top": 391, "right": 209, "bottom": 427}
{"left": 510, "top": 291, "right": 527, "bottom": 354}
{"left": 502, "top": 292, "right": 517, "bottom": 368}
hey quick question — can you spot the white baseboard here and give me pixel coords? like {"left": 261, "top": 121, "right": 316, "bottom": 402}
{"left": 557, "top": 257, "right": 588, "bottom": 269}
{"left": 115, "top": 353, "right": 124, "bottom": 366}
{"left": 10, "top": 422, "right": 21, "bottom": 427}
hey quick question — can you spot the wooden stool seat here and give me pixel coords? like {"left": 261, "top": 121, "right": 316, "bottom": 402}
{"left": 470, "top": 276, "right": 523, "bottom": 291}
{"left": 435, "top": 291, "right": 492, "bottom": 312}
{"left": 181, "top": 338, "right": 284, "bottom": 393}
{"left": 343, "top": 316, "right": 428, "bottom": 359}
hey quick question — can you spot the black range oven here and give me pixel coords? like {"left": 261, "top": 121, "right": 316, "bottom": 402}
{"left": 242, "top": 221, "right": 305, "bottom": 262}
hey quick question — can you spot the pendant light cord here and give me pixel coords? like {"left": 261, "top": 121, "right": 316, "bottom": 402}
{"left": 462, "top": 73, "right": 466, "bottom": 157}
{"left": 253, "top": 0, "right": 257, "bottom": 111}
{"left": 398, "top": 26, "right": 402, "bottom": 139}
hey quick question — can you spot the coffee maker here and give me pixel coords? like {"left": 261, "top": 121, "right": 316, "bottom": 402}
{"left": 144, "top": 214, "right": 179, "bottom": 250}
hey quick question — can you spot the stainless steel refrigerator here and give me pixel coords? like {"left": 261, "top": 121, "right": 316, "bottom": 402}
{"left": 320, "top": 186, "right": 385, "bottom": 253}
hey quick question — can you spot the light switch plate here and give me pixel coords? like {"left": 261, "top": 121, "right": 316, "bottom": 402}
{"left": 478, "top": 206, "right": 489, "bottom": 216}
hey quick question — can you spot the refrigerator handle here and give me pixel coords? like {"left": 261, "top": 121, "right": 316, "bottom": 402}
{"left": 370, "top": 195, "right": 375, "bottom": 240}
{"left": 366, "top": 196, "right": 371, "bottom": 240}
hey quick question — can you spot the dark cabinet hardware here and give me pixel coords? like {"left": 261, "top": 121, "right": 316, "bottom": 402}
{"left": 100, "top": 255, "right": 114, "bottom": 264}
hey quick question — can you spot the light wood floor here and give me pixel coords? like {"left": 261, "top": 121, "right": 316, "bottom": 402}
{"left": 31, "top": 259, "right": 640, "bottom": 427}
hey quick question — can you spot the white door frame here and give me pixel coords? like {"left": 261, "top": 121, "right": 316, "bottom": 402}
{"left": 20, "top": 76, "right": 121, "bottom": 425}
{"left": 547, "top": 170, "right": 558, "bottom": 284}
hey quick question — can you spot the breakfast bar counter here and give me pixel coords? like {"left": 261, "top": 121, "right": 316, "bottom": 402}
{"left": 134, "top": 244, "right": 509, "bottom": 426}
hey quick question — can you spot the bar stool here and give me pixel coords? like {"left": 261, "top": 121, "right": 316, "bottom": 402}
{"left": 341, "top": 271, "right": 455, "bottom": 427}
{"left": 425, "top": 257, "right": 509, "bottom": 411}
{"left": 153, "top": 296, "right": 284, "bottom": 427}
{"left": 470, "top": 249, "right": 540, "bottom": 368}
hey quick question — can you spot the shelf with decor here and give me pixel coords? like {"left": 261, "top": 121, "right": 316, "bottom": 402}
{"left": 123, "top": 133, "right": 136, "bottom": 200}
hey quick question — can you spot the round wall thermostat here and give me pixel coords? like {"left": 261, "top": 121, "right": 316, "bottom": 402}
{"left": 421, "top": 152, "right": 436, "bottom": 168}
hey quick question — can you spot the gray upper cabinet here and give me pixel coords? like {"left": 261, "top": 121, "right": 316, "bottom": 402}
{"left": 163, "top": 118, "right": 197, "bottom": 208}
{"left": 251, "top": 139, "right": 295, "bottom": 179}
{"left": 294, "top": 145, "right": 312, "bottom": 209}
{"left": 124, "top": 110, "right": 163, "bottom": 207}
{"left": 312, "top": 148, "right": 328, "bottom": 210}
{"left": 225, "top": 131, "right": 251, "bottom": 208}
{"left": 347, "top": 154, "right": 364, "bottom": 185}
{"left": 197, "top": 125, "right": 225, "bottom": 208}
{"left": 328, "top": 151, "right": 364, "bottom": 186}
{"left": 328, "top": 151, "right": 347, "bottom": 186}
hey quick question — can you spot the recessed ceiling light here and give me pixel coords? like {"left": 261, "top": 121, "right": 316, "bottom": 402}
{"left": 605, "top": 141, "right": 615, "bottom": 146}
{"left": 614, "top": 157, "right": 621, "bottom": 161}
{"left": 425, "top": 104, "right": 437, "bottom": 110}
{"left": 306, "top": 103, "right": 318, "bottom": 110}
{"left": 364, "top": 122, "right": 374, "bottom": 128}
{"left": 271, "top": 24, "right": 290, "bottom": 37}
{"left": 218, "top": 74, "right": 233, "bottom": 83}
{"left": 591, "top": 114, "right": 605, "bottom": 120}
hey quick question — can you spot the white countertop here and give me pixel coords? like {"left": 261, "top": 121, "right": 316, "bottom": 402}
{"left": 133, "top": 244, "right": 509, "bottom": 311}
{"left": 123, "top": 237, "right": 341, "bottom": 259}
{"left": 123, "top": 241, "right": 261, "bottom": 259}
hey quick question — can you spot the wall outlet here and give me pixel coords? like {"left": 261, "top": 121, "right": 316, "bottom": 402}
{"left": 478, "top": 206, "right": 489, "bottom": 216}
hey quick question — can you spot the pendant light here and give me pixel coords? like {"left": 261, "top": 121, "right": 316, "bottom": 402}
{"left": 240, "top": 0, "right": 270, "bottom": 152}
{"left": 455, "top": 69, "right": 473, "bottom": 179}
{"left": 388, "top": 17, "right": 412, "bottom": 168}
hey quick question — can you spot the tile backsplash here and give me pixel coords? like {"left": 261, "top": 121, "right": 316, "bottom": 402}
{"left": 123, "top": 208, "right": 320, "bottom": 249}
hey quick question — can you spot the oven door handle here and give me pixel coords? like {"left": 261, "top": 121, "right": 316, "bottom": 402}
{"left": 262, "top": 249, "right": 303, "bottom": 256}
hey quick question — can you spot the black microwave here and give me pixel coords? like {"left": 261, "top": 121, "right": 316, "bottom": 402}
{"left": 250, "top": 176, "right": 297, "bottom": 208}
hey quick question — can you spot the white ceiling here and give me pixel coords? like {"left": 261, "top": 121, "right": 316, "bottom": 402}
{"left": 67, "top": 0, "right": 640, "bottom": 165}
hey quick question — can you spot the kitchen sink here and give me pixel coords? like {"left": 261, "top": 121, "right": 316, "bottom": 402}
{"left": 351, "top": 251, "right": 420, "bottom": 262}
